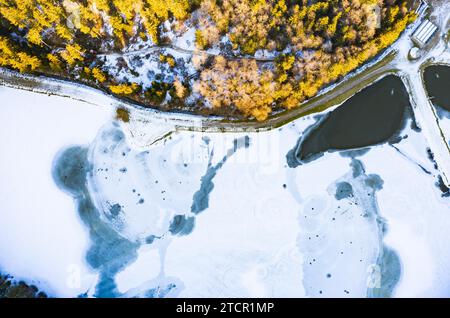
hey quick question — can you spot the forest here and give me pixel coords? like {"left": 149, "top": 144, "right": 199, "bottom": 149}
{"left": 0, "top": 0, "right": 416, "bottom": 120}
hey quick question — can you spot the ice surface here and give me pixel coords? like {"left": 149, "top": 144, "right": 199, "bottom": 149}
{"left": 0, "top": 82, "right": 449, "bottom": 297}
{"left": 0, "top": 86, "right": 112, "bottom": 297}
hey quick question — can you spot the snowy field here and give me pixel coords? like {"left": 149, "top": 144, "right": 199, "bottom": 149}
{"left": 0, "top": 82, "right": 449, "bottom": 298}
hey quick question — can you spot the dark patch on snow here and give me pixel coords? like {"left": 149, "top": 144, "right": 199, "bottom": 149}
{"left": 436, "top": 176, "right": 450, "bottom": 197}
{"left": 169, "top": 215, "right": 195, "bottom": 236}
{"left": 191, "top": 136, "right": 248, "bottom": 214}
{"left": 364, "top": 174, "right": 384, "bottom": 191}
{"left": 339, "top": 148, "right": 371, "bottom": 158}
{"left": 287, "top": 76, "right": 415, "bottom": 165}
{"left": 335, "top": 182, "right": 354, "bottom": 200}
{"left": 109, "top": 203, "right": 122, "bottom": 217}
{"left": 367, "top": 245, "right": 401, "bottom": 298}
{"left": 52, "top": 146, "right": 139, "bottom": 298}
{"left": 119, "top": 167, "right": 127, "bottom": 173}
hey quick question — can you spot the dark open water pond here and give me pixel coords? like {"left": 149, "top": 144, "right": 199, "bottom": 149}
{"left": 423, "top": 65, "right": 450, "bottom": 112}
{"left": 296, "top": 75, "right": 411, "bottom": 162}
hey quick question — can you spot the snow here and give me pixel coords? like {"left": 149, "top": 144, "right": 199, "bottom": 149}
{"left": 0, "top": 86, "right": 112, "bottom": 297}
{"left": 102, "top": 46, "right": 193, "bottom": 89}
{"left": 254, "top": 49, "right": 278, "bottom": 59}
{"left": 162, "top": 127, "right": 306, "bottom": 297}
{"left": 81, "top": 110, "right": 404, "bottom": 297}
{"left": 172, "top": 26, "right": 197, "bottom": 51}
{"left": 400, "top": 70, "right": 450, "bottom": 186}
{"left": 364, "top": 143, "right": 450, "bottom": 297}
{"left": 115, "top": 246, "right": 161, "bottom": 293}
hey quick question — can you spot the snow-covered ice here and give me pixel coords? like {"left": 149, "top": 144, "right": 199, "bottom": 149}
{"left": 0, "top": 86, "right": 113, "bottom": 297}
{"left": 0, "top": 75, "right": 449, "bottom": 297}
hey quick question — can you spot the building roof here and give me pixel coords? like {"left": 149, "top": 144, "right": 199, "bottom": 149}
{"left": 412, "top": 20, "right": 438, "bottom": 47}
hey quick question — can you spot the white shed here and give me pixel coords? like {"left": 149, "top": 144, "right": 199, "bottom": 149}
{"left": 411, "top": 19, "right": 438, "bottom": 48}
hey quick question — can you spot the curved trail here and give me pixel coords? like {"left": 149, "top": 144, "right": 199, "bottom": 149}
{"left": 95, "top": 44, "right": 277, "bottom": 63}
{"left": 0, "top": 49, "right": 395, "bottom": 132}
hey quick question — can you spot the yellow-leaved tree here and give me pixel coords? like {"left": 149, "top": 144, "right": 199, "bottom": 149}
{"left": 59, "top": 44, "right": 85, "bottom": 65}
{"left": 109, "top": 83, "right": 140, "bottom": 95}
{"left": 0, "top": 37, "right": 41, "bottom": 73}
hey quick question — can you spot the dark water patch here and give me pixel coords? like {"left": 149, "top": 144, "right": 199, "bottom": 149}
{"left": 402, "top": 101, "right": 421, "bottom": 133}
{"left": 52, "top": 147, "right": 90, "bottom": 195}
{"left": 290, "top": 76, "right": 412, "bottom": 163}
{"left": 436, "top": 175, "right": 450, "bottom": 197}
{"left": 52, "top": 146, "right": 139, "bottom": 298}
{"left": 202, "top": 136, "right": 210, "bottom": 145}
{"left": 286, "top": 143, "right": 301, "bottom": 168}
{"left": 388, "top": 134, "right": 408, "bottom": 145}
{"left": 145, "top": 235, "right": 158, "bottom": 244}
{"left": 364, "top": 174, "right": 384, "bottom": 191}
{"left": 191, "top": 136, "right": 249, "bottom": 214}
{"left": 109, "top": 203, "right": 122, "bottom": 217}
{"left": 286, "top": 115, "right": 327, "bottom": 168}
{"left": 190, "top": 166, "right": 216, "bottom": 214}
{"left": 350, "top": 159, "right": 365, "bottom": 178}
{"left": 235, "top": 135, "right": 251, "bottom": 149}
{"left": 424, "top": 148, "right": 449, "bottom": 196}
{"left": 426, "top": 147, "right": 439, "bottom": 170}
{"left": 169, "top": 215, "right": 195, "bottom": 236}
{"left": 335, "top": 182, "right": 354, "bottom": 200}
{"left": 424, "top": 65, "right": 450, "bottom": 112}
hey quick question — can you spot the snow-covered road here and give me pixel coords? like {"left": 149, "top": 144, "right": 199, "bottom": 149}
{"left": 392, "top": 0, "right": 450, "bottom": 186}
{"left": 400, "top": 70, "right": 450, "bottom": 186}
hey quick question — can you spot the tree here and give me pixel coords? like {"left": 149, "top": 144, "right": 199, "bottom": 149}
{"left": 92, "top": 68, "right": 107, "bottom": 83}
{"left": 110, "top": 83, "right": 140, "bottom": 95}
{"left": 195, "top": 56, "right": 277, "bottom": 120}
{"left": 0, "top": 37, "right": 41, "bottom": 73}
{"left": 59, "top": 44, "right": 85, "bottom": 66}
{"left": 46, "top": 53, "right": 62, "bottom": 71}
{"left": 0, "top": 0, "right": 415, "bottom": 121}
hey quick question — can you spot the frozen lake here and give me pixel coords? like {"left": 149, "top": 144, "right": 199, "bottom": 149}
{"left": 1, "top": 75, "right": 449, "bottom": 298}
